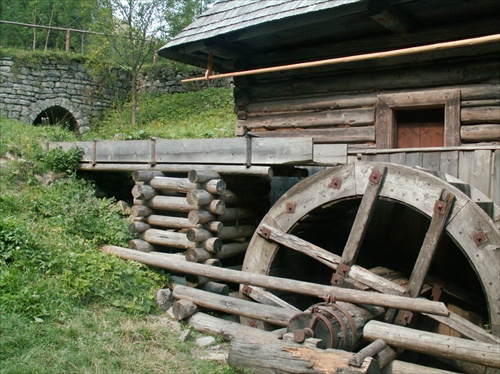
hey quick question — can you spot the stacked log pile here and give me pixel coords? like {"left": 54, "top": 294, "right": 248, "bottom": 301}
{"left": 128, "top": 169, "right": 268, "bottom": 291}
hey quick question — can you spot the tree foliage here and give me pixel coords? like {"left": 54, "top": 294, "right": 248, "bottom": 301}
{"left": 164, "top": 0, "right": 215, "bottom": 40}
{"left": 0, "top": 0, "right": 102, "bottom": 51}
{"left": 85, "top": 0, "right": 170, "bottom": 126}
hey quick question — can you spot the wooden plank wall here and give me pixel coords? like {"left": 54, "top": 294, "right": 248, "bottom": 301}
{"left": 234, "top": 53, "right": 500, "bottom": 148}
{"left": 357, "top": 148, "right": 500, "bottom": 208}
{"left": 235, "top": 82, "right": 500, "bottom": 147}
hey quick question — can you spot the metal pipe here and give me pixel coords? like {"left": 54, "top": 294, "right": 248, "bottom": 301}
{"left": 182, "top": 34, "right": 500, "bottom": 82}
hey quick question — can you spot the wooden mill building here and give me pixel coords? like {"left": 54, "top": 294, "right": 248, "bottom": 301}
{"left": 159, "top": 0, "right": 500, "bottom": 207}
{"left": 92, "top": 1, "right": 500, "bottom": 372}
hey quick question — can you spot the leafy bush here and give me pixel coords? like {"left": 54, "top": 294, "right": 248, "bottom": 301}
{"left": 41, "top": 146, "right": 83, "bottom": 173}
{"left": 0, "top": 118, "right": 165, "bottom": 320}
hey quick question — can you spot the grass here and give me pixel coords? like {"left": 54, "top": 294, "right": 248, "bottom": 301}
{"left": 83, "top": 87, "right": 236, "bottom": 141}
{"left": 0, "top": 90, "right": 240, "bottom": 373}
{"left": 1, "top": 308, "right": 234, "bottom": 374}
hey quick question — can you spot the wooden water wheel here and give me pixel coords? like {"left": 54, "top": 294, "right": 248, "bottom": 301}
{"left": 241, "top": 161, "right": 499, "bottom": 371}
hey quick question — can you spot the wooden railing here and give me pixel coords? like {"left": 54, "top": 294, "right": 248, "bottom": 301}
{"left": 0, "top": 20, "right": 104, "bottom": 53}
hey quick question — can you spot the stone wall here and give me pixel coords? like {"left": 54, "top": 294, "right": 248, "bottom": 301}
{"left": 137, "top": 65, "right": 232, "bottom": 95}
{"left": 0, "top": 56, "right": 128, "bottom": 134}
{"left": 0, "top": 56, "right": 232, "bottom": 134}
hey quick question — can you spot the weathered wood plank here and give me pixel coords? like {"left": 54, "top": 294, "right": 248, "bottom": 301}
{"left": 439, "top": 151, "right": 459, "bottom": 177}
{"left": 95, "top": 140, "right": 151, "bottom": 162}
{"left": 229, "top": 338, "right": 378, "bottom": 374}
{"left": 241, "top": 285, "right": 300, "bottom": 311}
{"left": 472, "top": 150, "right": 493, "bottom": 197}
{"left": 246, "top": 92, "right": 376, "bottom": 113}
{"left": 49, "top": 137, "right": 321, "bottom": 166}
{"left": 422, "top": 152, "right": 441, "bottom": 172}
{"left": 493, "top": 150, "right": 500, "bottom": 208}
{"left": 155, "top": 137, "right": 314, "bottom": 165}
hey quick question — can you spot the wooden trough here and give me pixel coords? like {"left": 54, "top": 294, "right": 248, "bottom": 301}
{"left": 102, "top": 161, "right": 500, "bottom": 374}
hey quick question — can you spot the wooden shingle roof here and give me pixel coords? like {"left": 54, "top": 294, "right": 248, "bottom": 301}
{"left": 158, "top": 0, "right": 500, "bottom": 73}
{"left": 163, "top": 0, "right": 361, "bottom": 49}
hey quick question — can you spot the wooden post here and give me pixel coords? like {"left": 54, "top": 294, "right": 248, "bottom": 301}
{"left": 348, "top": 339, "right": 387, "bottom": 367}
{"left": 173, "top": 299, "right": 198, "bottom": 320}
{"left": 65, "top": 29, "right": 70, "bottom": 52}
{"left": 241, "top": 285, "right": 300, "bottom": 311}
{"left": 128, "top": 239, "right": 155, "bottom": 252}
{"left": 186, "top": 189, "right": 214, "bottom": 206}
{"left": 149, "top": 176, "right": 196, "bottom": 193}
{"left": 186, "top": 228, "right": 213, "bottom": 242}
{"left": 215, "top": 241, "right": 249, "bottom": 259}
{"left": 185, "top": 247, "right": 213, "bottom": 263}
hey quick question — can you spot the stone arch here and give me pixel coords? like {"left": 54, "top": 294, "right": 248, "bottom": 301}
{"left": 33, "top": 106, "right": 78, "bottom": 131}
{"left": 25, "top": 98, "right": 87, "bottom": 134}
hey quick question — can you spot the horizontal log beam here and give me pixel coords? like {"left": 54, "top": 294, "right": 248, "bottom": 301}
{"left": 363, "top": 320, "right": 500, "bottom": 368}
{"left": 460, "top": 124, "right": 500, "bottom": 142}
{"left": 100, "top": 245, "right": 450, "bottom": 316}
{"left": 461, "top": 106, "right": 500, "bottom": 124}
{"left": 243, "top": 108, "right": 375, "bottom": 130}
{"left": 173, "top": 285, "right": 295, "bottom": 326}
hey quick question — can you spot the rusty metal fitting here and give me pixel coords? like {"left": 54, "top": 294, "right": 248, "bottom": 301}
{"left": 294, "top": 327, "right": 314, "bottom": 343}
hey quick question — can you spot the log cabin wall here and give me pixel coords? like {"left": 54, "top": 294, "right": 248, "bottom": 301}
{"left": 233, "top": 46, "right": 500, "bottom": 206}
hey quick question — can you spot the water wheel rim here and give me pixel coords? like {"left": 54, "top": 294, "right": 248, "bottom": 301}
{"left": 242, "top": 161, "right": 500, "bottom": 335}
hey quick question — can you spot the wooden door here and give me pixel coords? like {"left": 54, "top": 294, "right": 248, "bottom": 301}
{"left": 395, "top": 108, "right": 444, "bottom": 148}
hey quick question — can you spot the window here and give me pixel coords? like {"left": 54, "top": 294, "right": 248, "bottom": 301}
{"left": 376, "top": 89, "right": 460, "bottom": 149}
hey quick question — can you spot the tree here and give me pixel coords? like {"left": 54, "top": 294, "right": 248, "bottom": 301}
{"left": 87, "top": 0, "right": 168, "bottom": 126}
{"left": 164, "top": 0, "right": 215, "bottom": 40}
{"left": 0, "top": 0, "right": 101, "bottom": 51}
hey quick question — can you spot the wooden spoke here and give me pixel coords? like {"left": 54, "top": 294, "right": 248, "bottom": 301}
{"left": 257, "top": 223, "right": 499, "bottom": 344}
{"left": 339, "top": 166, "right": 387, "bottom": 266}
{"left": 406, "top": 190, "right": 456, "bottom": 298}
{"left": 257, "top": 224, "right": 340, "bottom": 269}
{"left": 258, "top": 224, "right": 413, "bottom": 295}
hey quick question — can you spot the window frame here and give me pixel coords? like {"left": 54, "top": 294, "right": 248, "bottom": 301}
{"left": 376, "top": 89, "right": 460, "bottom": 149}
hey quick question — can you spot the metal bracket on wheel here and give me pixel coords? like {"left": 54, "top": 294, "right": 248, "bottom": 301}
{"left": 331, "top": 262, "right": 351, "bottom": 286}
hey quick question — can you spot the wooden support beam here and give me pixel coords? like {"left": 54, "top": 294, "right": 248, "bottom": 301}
{"left": 173, "top": 285, "right": 296, "bottom": 326}
{"left": 100, "top": 245, "right": 450, "bottom": 316}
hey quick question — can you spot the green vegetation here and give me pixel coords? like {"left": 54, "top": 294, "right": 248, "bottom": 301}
{"left": 0, "top": 93, "right": 238, "bottom": 372}
{"left": 84, "top": 87, "right": 235, "bottom": 140}
{"left": 0, "top": 48, "right": 85, "bottom": 66}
